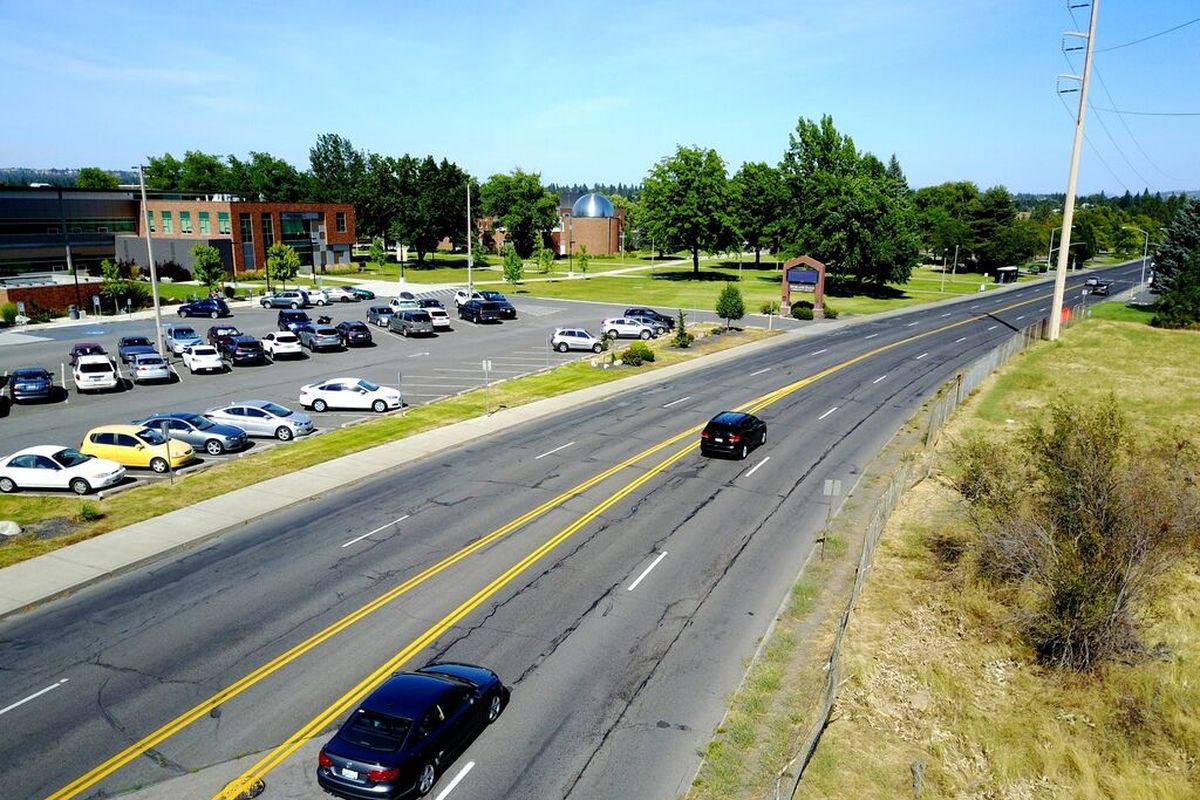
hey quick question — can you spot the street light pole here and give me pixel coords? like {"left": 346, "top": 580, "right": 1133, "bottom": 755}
{"left": 466, "top": 181, "right": 473, "bottom": 292}
{"left": 1136, "top": 227, "right": 1149, "bottom": 293}
{"left": 137, "top": 164, "right": 166, "bottom": 357}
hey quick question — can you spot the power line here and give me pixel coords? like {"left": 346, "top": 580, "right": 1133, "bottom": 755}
{"left": 1090, "top": 106, "right": 1200, "bottom": 116}
{"left": 1097, "top": 16, "right": 1200, "bottom": 52}
{"left": 1058, "top": 46, "right": 1144, "bottom": 191}
{"left": 1089, "top": 67, "right": 1178, "bottom": 183}
{"left": 1056, "top": 90, "right": 1131, "bottom": 194}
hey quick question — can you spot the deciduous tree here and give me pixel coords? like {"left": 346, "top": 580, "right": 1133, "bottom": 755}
{"left": 502, "top": 245, "right": 524, "bottom": 286}
{"left": 715, "top": 282, "right": 745, "bottom": 330}
{"left": 480, "top": 170, "right": 558, "bottom": 258}
{"left": 309, "top": 133, "right": 365, "bottom": 204}
{"left": 75, "top": 167, "right": 118, "bottom": 190}
{"left": 641, "top": 145, "right": 734, "bottom": 274}
{"left": 190, "top": 244, "right": 226, "bottom": 291}
{"left": 266, "top": 242, "right": 300, "bottom": 287}
{"left": 730, "top": 161, "right": 786, "bottom": 265}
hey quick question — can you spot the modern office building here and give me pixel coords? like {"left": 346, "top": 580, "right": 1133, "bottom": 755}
{"left": 0, "top": 187, "right": 138, "bottom": 276}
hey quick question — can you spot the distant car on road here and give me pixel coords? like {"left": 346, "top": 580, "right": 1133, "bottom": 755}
{"left": 164, "top": 325, "right": 204, "bottom": 354}
{"left": 219, "top": 335, "right": 268, "bottom": 366}
{"left": 278, "top": 309, "right": 312, "bottom": 332}
{"left": 459, "top": 299, "right": 501, "bottom": 324}
{"left": 132, "top": 412, "right": 248, "bottom": 456}
{"left": 7, "top": 368, "right": 56, "bottom": 402}
{"left": 390, "top": 310, "right": 435, "bottom": 337}
{"left": 68, "top": 341, "right": 107, "bottom": 367}
{"left": 181, "top": 345, "right": 226, "bottom": 374}
{"left": 316, "top": 662, "right": 509, "bottom": 800}
{"left": 335, "top": 320, "right": 373, "bottom": 347}
{"left": 117, "top": 335, "right": 157, "bottom": 364}
{"left": 477, "top": 290, "right": 517, "bottom": 319}
{"left": 80, "top": 424, "right": 195, "bottom": 473}
{"left": 299, "top": 377, "right": 402, "bottom": 413}
{"left": 700, "top": 411, "right": 767, "bottom": 460}
{"left": 366, "top": 305, "right": 393, "bottom": 327}
{"left": 129, "top": 353, "right": 172, "bottom": 384}
{"left": 261, "top": 331, "right": 304, "bottom": 360}
{"left": 601, "top": 317, "right": 656, "bottom": 340}
{"left": 296, "top": 324, "right": 344, "bottom": 352}
{"left": 72, "top": 354, "right": 119, "bottom": 393}
{"left": 260, "top": 290, "right": 311, "bottom": 309}
{"left": 624, "top": 307, "right": 676, "bottom": 330}
{"left": 204, "top": 400, "right": 314, "bottom": 441}
{"left": 0, "top": 445, "right": 125, "bottom": 495}
{"left": 550, "top": 328, "right": 603, "bottom": 353}
{"left": 177, "top": 297, "right": 231, "bottom": 319}
{"left": 1090, "top": 281, "right": 1111, "bottom": 296}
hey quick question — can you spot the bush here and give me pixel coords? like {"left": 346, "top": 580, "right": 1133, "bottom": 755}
{"left": 77, "top": 502, "right": 104, "bottom": 522}
{"left": 155, "top": 260, "right": 191, "bottom": 282}
{"left": 760, "top": 300, "right": 781, "bottom": 316}
{"left": 791, "top": 305, "right": 814, "bottom": 320}
{"left": 824, "top": 304, "right": 839, "bottom": 319}
{"left": 23, "top": 301, "right": 56, "bottom": 323}
{"left": 671, "top": 309, "right": 695, "bottom": 348}
{"left": 1, "top": 302, "right": 17, "bottom": 324}
{"left": 709, "top": 326, "right": 723, "bottom": 336}
{"left": 620, "top": 340, "right": 655, "bottom": 366}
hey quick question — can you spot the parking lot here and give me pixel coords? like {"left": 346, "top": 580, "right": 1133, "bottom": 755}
{"left": 0, "top": 290, "right": 752, "bottom": 491}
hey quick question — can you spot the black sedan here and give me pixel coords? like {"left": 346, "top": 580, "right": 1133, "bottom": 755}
{"left": 219, "top": 335, "right": 268, "bottom": 366}
{"left": 700, "top": 411, "right": 767, "bottom": 459}
{"left": 477, "top": 290, "right": 517, "bottom": 319}
{"left": 177, "top": 297, "right": 231, "bottom": 318}
{"left": 336, "top": 320, "right": 374, "bottom": 347}
{"left": 7, "top": 368, "right": 55, "bottom": 402}
{"left": 317, "top": 662, "right": 509, "bottom": 799}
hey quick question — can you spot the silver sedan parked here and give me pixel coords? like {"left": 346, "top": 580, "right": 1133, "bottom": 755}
{"left": 132, "top": 412, "right": 249, "bottom": 456}
{"left": 203, "top": 399, "right": 315, "bottom": 441}
{"left": 129, "top": 353, "right": 172, "bottom": 383}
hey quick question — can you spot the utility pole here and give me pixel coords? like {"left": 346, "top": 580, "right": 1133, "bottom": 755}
{"left": 1047, "top": 0, "right": 1099, "bottom": 341}
{"left": 1136, "top": 227, "right": 1149, "bottom": 293}
{"left": 137, "top": 164, "right": 167, "bottom": 357}
{"left": 466, "top": 181, "right": 473, "bottom": 292}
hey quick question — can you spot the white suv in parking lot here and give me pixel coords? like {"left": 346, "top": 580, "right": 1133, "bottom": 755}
{"left": 601, "top": 317, "right": 657, "bottom": 340}
{"left": 73, "top": 354, "right": 119, "bottom": 393}
{"left": 551, "top": 328, "right": 603, "bottom": 353}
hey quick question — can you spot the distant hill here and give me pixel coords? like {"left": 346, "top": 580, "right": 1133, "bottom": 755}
{"left": 0, "top": 167, "right": 138, "bottom": 187}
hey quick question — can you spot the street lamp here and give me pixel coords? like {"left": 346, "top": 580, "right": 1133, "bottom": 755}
{"left": 1134, "top": 227, "right": 1150, "bottom": 293}
{"left": 136, "top": 164, "right": 166, "bottom": 358}
{"left": 466, "top": 181, "right": 473, "bottom": 292}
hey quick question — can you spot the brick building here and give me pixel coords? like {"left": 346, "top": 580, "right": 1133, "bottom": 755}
{"left": 551, "top": 192, "right": 624, "bottom": 257}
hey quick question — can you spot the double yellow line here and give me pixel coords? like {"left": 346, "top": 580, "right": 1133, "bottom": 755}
{"left": 50, "top": 294, "right": 1042, "bottom": 800}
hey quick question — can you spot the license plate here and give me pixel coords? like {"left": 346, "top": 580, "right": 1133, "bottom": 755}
{"left": 341, "top": 768, "right": 359, "bottom": 780}
{"left": 714, "top": 437, "right": 724, "bottom": 443}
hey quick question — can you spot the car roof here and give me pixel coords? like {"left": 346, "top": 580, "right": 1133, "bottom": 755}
{"left": 13, "top": 445, "right": 74, "bottom": 457}
{"left": 11, "top": 366, "right": 50, "bottom": 374}
{"left": 359, "top": 672, "right": 459, "bottom": 719}
{"left": 86, "top": 424, "right": 145, "bottom": 435}
{"left": 75, "top": 353, "right": 112, "bottom": 364}
{"left": 72, "top": 341, "right": 103, "bottom": 349}
{"left": 709, "top": 411, "right": 753, "bottom": 426}
{"left": 230, "top": 335, "right": 259, "bottom": 343}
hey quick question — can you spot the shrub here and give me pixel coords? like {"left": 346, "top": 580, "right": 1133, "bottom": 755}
{"left": 77, "top": 502, "right": 104, "bottom": 522}
{"left": 709, "top": 326, "right": 723, "bottom": 336}
{"left": 620, "top": 340, "right": 655, "bottom": 366}
{"left": 671, "top": 309, "right": 695, "bottom": 348}
{"left": 155, "top": 260, "right": 191, "bottom": 282}
{"left": 824, "top": 304, "right": 839, "bottom": 319}
{"left": 1, "top": 302, "right": 17, "bottom": 324}
{"left": 24, "top": 301, "right": 56, "bottom": 323}
{"left": 791, "top": 305, "right": 814, "bottom": 320}
{"left": 760, "top": 300, "right": 781, "bottom": 316}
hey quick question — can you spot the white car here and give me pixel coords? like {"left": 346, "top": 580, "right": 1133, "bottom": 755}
{"left": 322, "top": 286, "right": 358, "bottom": 303}
{"left": 129, "top": 353, "right": 172, "bottom": 383}
{"left": 389, "top": 297, "right": 419, "bottom": 312}
{"left": 454, "top": 289, "right": 483, "bottom": 307}
{"left": 0, "top": 445, "right": 126, "bottom": 495}
{"left": 262, "top": 331, "right": 304, "bottom": 359}
{"left": 299, "top": 377, "right": 402, "bottom": 413}
{"left": 73, "top": 354, "right": 119, "bottom": 393}
{"left": 551, "top": 328, "right": 603, "bottom": 353}
{"left": 181, "top": 344, "right": 226, "bottom": 374}
{"left": 601, "top": 317, "right": 657, "bottom": 340}
{"left": 428, "top": 307, "right": 451, "bottom": 330}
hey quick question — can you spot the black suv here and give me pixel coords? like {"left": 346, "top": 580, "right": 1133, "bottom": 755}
{"left": 700, "top": 411, "right": 767, "bottom": 459}
{"left": 459, "top": 299, "right": 502, "bottom": 324}
{"left": 278, "top": 309, "right": 311, "bottom": 332}
{"left": 624, "top": 307, "right": 675, "bottom": 330}
{"left": 220, "top": 335, "right": 267, "bottom": 366}
{"left": 477, "top": 290, "right": 517, "bottom": 319}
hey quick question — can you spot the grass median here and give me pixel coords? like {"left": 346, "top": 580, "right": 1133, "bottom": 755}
{"left": 0, "top": 326, "right": 776, "bottom": 569}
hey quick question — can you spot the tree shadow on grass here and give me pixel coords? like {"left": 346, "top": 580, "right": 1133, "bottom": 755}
{"left": 651, "top": 269, "right": 739, "bottom": 283}
{"left": 825, "top": 281, "right": 909, "bottom": 300}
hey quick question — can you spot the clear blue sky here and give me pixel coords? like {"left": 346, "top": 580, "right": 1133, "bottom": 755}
{"left": 2, "top": 0, "right": 1196, "bottom": 195}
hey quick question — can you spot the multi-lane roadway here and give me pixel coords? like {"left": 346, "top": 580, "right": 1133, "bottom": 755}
{"left": 0, "top": 263, "right": 1142, "bottom": 800}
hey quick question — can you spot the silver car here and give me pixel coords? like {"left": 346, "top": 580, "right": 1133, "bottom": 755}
{"left": 133, "top": 412, "right": 248, "bottom": 456}
{"left": 203, "top": 399, "right": 315, "bottom": 441}
{"left": 129, "top": 353, "right": 172, "bottom": 383}
{"left": 389, "top": 310, "right": 435, "bottom": 337}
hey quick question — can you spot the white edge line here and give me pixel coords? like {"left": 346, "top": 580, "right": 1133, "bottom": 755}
{"left": 661, "top": 395, "right": 691, "bottom": 408}
{"left": 916, "top": 352, "right": 929, "bottom": 360}
{"left": 744, "top": 456, "right": 771, "bottom": 478}
{"left": 748, "top": 367, "right": 771, "bottom": 377}
{"left": 534, "top": 441, "right": 576, "bottom": 460}
{"left": 955, "top": 336, "right": 967, "bottom": 343}
{"left": 818, "top": 406, "right": 838, "bottom": 420}
{"left": 872, "top": 375, "right": 887, "bottom": 384}
{"left": 0, "top": 679, "right": 69, "bottom": 716}
{"left": 627, "top": 551, "right": 669, "bottom": 592}
{"left": 341, "top": 514, "right": 411, "bottom": 548}
{"left": 810, "top": 348, "right": 827, "bottom": 355}
{"left": 864, "top": 333, "right": 878, "bottom": 339}
{"left": 434, "top": 761, "right": 475, "bottom": 800}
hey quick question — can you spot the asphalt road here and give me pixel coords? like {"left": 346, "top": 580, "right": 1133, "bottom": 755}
{"left": 0, "top": 263, "right": 1143, "bottom": 800}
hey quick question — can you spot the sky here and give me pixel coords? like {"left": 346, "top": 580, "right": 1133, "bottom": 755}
{"left": 1, "top": 0, "right": 1197, "bottom": 195}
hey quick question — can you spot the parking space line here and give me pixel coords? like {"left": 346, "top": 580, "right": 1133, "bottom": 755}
{"left": 627, "top": 552, "right": 668, "bottom": 592}
{"left": 662, "top": 395, "right": 691, "bottom": 408}
{"left": 818, "top": 406, "right": 838, "bottom": 420}
{"left": 744, "top": 456, "right": 770, "bottom": 478}
{"left": 535, "top": 441, "right": 575, "bottom": 460}
{"left": 341, "top": 514, "right": 410, "bottom": 548}
{"left": 0, "top": 678, "right": 69, "bottom": 717}
{"left": 940, "top": 312, "right": 952, "bottom": 317}
{"left": 987, "top": 325, "right": 999, "bottom": 331}
{"left": 433, "top": 761, "right": 475, "bottom": 800}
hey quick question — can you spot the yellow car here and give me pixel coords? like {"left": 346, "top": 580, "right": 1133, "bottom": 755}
{"left": 80, "top": 424, "right": 195, "bottom": 473}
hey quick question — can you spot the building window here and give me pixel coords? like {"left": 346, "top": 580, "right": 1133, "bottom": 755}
{"left": 239, "top": 213, "right": 253, "bottom": 241}
{"left": 218, "top": 211, "right": 231, "bottom": 235}
{"left": 160, "top": 210, "right": 173, "bottom": 234}
{"left": 180, "top": 211, "right": 192, "bottom": 234}
{"left": 336, "top": 211, "right": 347, "bottom": 233}
{"left": 199, "top": 211, "right": 211, "bottom": 235}
{"left": 260, "top": 214, "right": 274, "bottom": 249}
{"left": 146, "top": 211, "right": 155, "bottom": 233}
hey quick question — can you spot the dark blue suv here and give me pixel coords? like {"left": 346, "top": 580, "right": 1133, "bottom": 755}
{"left": 177, "top": 297, "right": 231, "bottom": 319}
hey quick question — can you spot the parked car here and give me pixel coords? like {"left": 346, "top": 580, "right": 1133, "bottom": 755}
{"left": 0, "top": 445, "right": 125, "bottom": 495}
{"left": 389, "top": 297, "right": 419, "bottom": 313}
{"left": 601, "top": 317, "right": 656, "bottom": 340}
{"left": 459, "top": 300, "right": 502, "bottom": 324}
{"left": 417, "top": 298, "right": 444, "bottom": 310}
{"left": 316, "top": 662, "right": 509, "bottom": 800}
{"left": 626, "top": 313, "right": 669, "bottom": 336}
{"left": 164, "top": 325, "right": 204, "bottom": 354}
{"left": 72, "top": 354, "right": 119, "bottom": 393}
{"left": 322, "top": 286, "right": 359, "bottom": 303}
{"left": 389, "top": 310, "right": 435, "bottom": 337}
{"left": 699, "top": 411, "right": 767, "bottom": 460}
{"left": 477, "top": 290, "right": 517, "bottom": 319}
{"left": 207, "top": 324, "right": 242, "bottom": 348}
{"left": 129, "top": 353, "right": 172, "bottom": 384}
{"left": 181, "top": 344, "right": 226, "bottom": 374}
{"left": 308, "top": 288, "right": 332, "bottom": 306}
{"left": 259, "top": 290, "right": 311, "bottom": 309}
{"left": 7, "top": 368, "right": 56, "bottom": 402}
{"left": 550, "top": 328, "right": 603, "bottom": 353}
{"left": 68, "top": 341, "right": 107, "bottom": 367}
{"left": 80, "top": 424, "right": 195, "bottom": 473}
{"left": 453, "top": 288, "right": 482, "bottom": 307}
{"left": 117, "top": 335, "right": 157, "bottom": 364}
{"left": 299, "top": 377, "right": 402, "bottom": 413}
{"left": 427, "top": 307, "right": 451, "bottom": 330}
{"left": 296, "top": 324, "right": 344, "bottom": 351}
{"left": 261, "top": 331, "right": 304, "bottom": 360}
{"left": 396, "top": 290, "right": 417, "bottom": 301}
{"left": 335, "top": 320, "right": 373, "bottom": 347}
{"left": 177, "top": 297, "right": 231, "bottom": 319}
{"left": 366, "top": 305, "right": 394, "bottom": 327}
{"left": 278, "top": 309, "right": 312, "bottom": 332}
{"left": 349, "top": 287, "right": 376, "bottom": 300}
{"left": 624, "top": 307, "right": 676, "bottom": 330}
{"left": 132, "top": 412, "right": 248, "bottom": 456}
{"left": 220, "top": 335, "right": 268, "bottom": 366}
{"left": 203, "top": 400, "right": 314, "bottom": 441}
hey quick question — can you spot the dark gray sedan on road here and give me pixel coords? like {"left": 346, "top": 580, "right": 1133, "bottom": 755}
{"left": 132, "top": 412, "right": 249, "bottom": 456}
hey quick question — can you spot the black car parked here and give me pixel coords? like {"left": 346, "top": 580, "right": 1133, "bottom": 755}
{"left": 317, "top": 662, "right": 509, "bottom": 800}
{"left": 177, "top": 297, "right": 232, "bottom": 319}
{"left": 624, "top": 307, "right": 675, "bottom": 330}
{"left": 336, "top": 320, "right": 374, "bottom": 347}
{"left": 458, "top": 299, "right": 502, "bottom": 324}
{"left": 700, "top": 411, "right": 767, "bottom": 459}
{"left": 417, "top": 298, "right": 444, "bottom": 310}
{"left": 477, "top": 290, "right": 517, "bottom": 319}
{"left": 278, "top": 309, "right": 312, "bottom": 332}
{"left": 219, "top": 335, "right": 267, "bottom": 366}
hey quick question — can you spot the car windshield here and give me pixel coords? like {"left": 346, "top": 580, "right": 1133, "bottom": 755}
{"left": 261, "top": 402, "right": 291, "bottom": 417}
{"left": 180, "top": 414, "right": 214, "bottom": 430}
{"left": 76, "top": 344, "right": 104, "bottom": 355}
{"left": 12, "top": 369, "right": 46, "bottom": 380}
{"left": 123, "top": 337, "right": 151, "bottom": 347}
{"left": 136, "top": 428, "right": 167, "bottom": 445}
{"left": 173, "top": 328, "right": 196, "bottom": 338}
{"left": 138, "top": 357, "right": 165, "bottom": 366}
{"left": 79, "top": 362, "right": 113, "bottom": 373}
{"left": 342, "top": 711, "right": 411, "bottom": 752}
{"left": 52, "top": 448, "right": 91, "bottom": 468}
{"left": 357, "top": 380, "right": 381, "bottom": 392}
{"left": 193, "top": 346, "right": 217, "bottom": 355}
